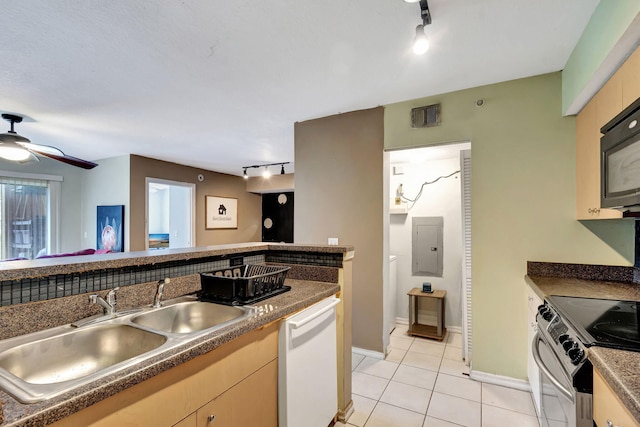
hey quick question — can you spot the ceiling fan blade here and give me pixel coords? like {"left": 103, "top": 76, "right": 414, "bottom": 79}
{"left": 16, "top": 141, "right": 64, "bottom": 157}
{"left": 30, "top": 149, "right": 98, "bottom": 169}
{"left": 18, "top": 152, "right": 40, "bottom": 165}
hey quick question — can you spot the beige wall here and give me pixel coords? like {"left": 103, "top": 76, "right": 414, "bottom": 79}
{"left": 129, "top": 155, "right": 261, "bottom": 251}
{"left": 246, "top": 173, "right": 294, "bottom": 193}
{"left": 295, "top": 107, "right": 385, "bottom": 352}
{"left": 385, "top": 72, "right": 633, "bottom": 379}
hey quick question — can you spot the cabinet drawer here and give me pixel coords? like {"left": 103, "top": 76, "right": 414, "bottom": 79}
{"left": 197, "top": 359, "right": 278, "bottom": 427}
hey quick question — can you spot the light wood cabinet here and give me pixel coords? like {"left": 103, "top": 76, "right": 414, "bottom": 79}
{"left": 593, "top": 368, "right": 640, "bottom": 427}
{"left": 195, "top": 359, "right": 277, "bottom": 426}
{"left": 597, "top": 72, "right": 623, "bottom": 128}
{"left": 574, "top": 44, "right": 640, "bottom": 220}
{"left": 174, "top": 413, "right": 197, "bottom": 427}
{"left": 52, "top": 322, "right": 278, "bottom": 427}
{"left": 621, "top": 47, "right": 640, "bottom": 109}
{"left": 576, "top": 97, "right": 622, "bottom": 219}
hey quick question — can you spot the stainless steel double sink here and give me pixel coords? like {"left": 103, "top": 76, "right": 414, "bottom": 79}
{"left": 0, "top": 296, "right": 255, "bottom": 403}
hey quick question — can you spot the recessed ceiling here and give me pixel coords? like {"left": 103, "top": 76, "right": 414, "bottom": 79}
{"left": 0, "top": 0, "right": 598, "bottom": 176}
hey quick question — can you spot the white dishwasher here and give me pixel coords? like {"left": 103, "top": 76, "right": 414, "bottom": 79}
{"left": 279, "top": 296, "right": 339, "bottom": 427}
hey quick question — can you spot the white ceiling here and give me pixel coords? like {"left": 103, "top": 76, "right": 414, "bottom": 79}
{"left": 0, "top": 0, "right": 598, "bottom": 177}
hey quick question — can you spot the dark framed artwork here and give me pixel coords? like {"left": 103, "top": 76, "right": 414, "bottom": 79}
{"left": 97, "top": 205, "right": 124, "bottom": 252}
{"left": 206, "top": 196, "right": 238, "bottom": 229}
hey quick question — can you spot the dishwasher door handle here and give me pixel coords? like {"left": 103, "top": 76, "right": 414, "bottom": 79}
{"left": 289, "top": 297, "right": 339, "bottom": 330}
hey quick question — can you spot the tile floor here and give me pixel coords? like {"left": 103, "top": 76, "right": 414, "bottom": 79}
{"left": 336, "top": 324, "right": 540, "bottom": 427}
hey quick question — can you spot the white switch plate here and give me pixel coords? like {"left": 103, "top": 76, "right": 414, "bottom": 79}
{"left": 328, "top": 237, "right": 339, "bottom": 245}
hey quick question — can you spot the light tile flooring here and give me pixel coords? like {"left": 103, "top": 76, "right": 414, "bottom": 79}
{"left": 336, "top": 324, "right": 540, "bottom": 427}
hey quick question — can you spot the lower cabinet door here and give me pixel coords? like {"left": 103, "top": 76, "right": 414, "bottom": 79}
{"left": 173, "top": 413, "right": 197, "bottom": 427}
{"left": 197, "top": 359, "right": 278, "bottom": 427}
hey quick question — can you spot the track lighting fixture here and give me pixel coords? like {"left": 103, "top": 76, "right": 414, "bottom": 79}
{"left": 241, "top": 162, "right": 290, "bottom": 178}
{"left": 408, "top": 0, "right": 432, "bottom": 55}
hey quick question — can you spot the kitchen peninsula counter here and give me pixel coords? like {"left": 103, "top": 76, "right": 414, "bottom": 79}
{"left": 0, "top": 279, "right": 339, "bottom": 426}
{"left": 526, "top": 267, "right": 640, "bottom": 424}
{"left": 0, "top": 243, "right": 353, "bottom": 426}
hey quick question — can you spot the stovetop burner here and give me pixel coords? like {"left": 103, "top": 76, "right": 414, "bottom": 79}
{"left": 549, "top": 295, "right": 640, "bottom": 352}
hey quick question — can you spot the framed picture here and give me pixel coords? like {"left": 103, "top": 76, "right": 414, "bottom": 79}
{"left": 97, "top": 205, "right": 125, "bottom": 252}
{"left": 206, "top": 196, "right": 238, "bottom": 229}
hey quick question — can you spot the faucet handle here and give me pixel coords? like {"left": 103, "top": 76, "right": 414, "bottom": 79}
{"left": 106, "top": 287, "right": 120, "bottom": 307}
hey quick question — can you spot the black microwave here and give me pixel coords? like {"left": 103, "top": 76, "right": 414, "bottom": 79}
{"left": 601, "top": 96, "right": 640, "bottom": 212}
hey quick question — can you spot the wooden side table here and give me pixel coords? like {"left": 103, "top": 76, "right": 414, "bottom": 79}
{"left": 407, "top": 288, "right": 447, "bottom": 341}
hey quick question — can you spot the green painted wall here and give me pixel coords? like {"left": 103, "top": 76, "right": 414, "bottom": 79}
{"left": 562, "top": 0, "right": 640, "bottom": 113}
{"left": 385, "top": 72, "right": 633, "bottom": 379}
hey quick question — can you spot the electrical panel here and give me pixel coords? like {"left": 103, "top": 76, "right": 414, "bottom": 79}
{"left": 412, "top": 217, "right": 443, "bottom": 276}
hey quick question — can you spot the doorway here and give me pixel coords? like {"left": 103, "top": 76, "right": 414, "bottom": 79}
{"left": 386, "top": 142, "right": 471, "bottom": 361}
{"left": 145, "top": 178, "right": 195, "bottom": 250}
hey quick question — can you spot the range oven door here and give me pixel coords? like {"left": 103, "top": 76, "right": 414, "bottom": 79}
{"left": 532, "top": 333, "right": 592, "bottom": 427}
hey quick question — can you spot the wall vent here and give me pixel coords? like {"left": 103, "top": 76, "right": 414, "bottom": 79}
{"left": 411, "top": 104, "right": 441, "bottom": 128}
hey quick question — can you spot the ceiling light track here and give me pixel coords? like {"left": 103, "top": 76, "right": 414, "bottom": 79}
{"left": 242, "top": 162, "right": 290, "bottom": 179}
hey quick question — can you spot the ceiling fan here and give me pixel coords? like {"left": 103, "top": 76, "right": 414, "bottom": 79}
{"left": 0, "top": 114, "right": 98, "bottom": 169}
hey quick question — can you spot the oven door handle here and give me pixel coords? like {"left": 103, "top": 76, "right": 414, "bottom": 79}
{"left": 531, "top": 332, "right": 574, "bottom": 402}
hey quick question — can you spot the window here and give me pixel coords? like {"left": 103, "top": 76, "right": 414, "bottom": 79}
{"left": 0, "top": 173, "right": 61, "bottom": 260}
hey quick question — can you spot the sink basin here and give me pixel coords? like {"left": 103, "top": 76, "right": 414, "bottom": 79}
{"left": 0, "top": 324, "right": 166, "bottom": 385}
{"left": 131, "top": 301, "right": 250, "bottom": 334}
{"left": 0, "top": 297, "right": 254, "bottom": 403}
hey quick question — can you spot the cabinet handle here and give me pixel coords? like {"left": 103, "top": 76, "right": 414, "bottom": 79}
{"left": 208, "top": 414, "right": 216, "bottom": 423}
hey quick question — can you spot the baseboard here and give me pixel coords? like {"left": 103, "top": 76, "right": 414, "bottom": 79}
{"left": 447, "top": 325, "right": 462, "bottom": 334}
{"left": 352, "top": 347, "right": 385, "bottom": 360}
{"left": 469, "top": 370, "right": 532, "bottom": 392}
{"left": 394, "top": 318, "right": 462, "bottom": 335}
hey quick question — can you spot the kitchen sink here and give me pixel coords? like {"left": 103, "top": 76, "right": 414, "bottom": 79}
{"left": 131, "top": 301, "right": 251, "bottom": 334}
{"left": 0, "top": 296, "right": 255, "bottom": 403}
{"left": 0, "top": 324, "right": 166, "bottom": 385}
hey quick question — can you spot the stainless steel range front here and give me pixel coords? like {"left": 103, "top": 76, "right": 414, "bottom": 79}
{"left": 533, "top": 300, "right": 593, "bottom": 427}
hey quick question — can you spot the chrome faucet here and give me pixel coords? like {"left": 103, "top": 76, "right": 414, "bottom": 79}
{"left": 153, "top": 278, "right": 170, "bottom": 308}
{"left": 90, "top": 287, "right": 120, "bottom": 315}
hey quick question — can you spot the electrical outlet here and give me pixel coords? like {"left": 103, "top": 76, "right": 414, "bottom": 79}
{"left": 230, "top": 256, "right": 243, "bottom": 266}
{"left": 328, "top": 237, "right": 339, "bottom": 245}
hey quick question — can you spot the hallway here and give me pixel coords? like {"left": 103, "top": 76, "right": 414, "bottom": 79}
{"left": 337, "top": 326, "right": 539, "bottom": 427}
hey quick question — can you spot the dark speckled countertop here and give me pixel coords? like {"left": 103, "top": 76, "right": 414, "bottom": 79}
{"left": 0, "top": 279, "right": 340, "bottom": 427}
{"left": 526, "top": 270, "right": 640, "bottom": 423}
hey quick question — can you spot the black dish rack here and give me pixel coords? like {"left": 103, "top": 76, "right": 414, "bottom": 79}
{"left": 199, "top": 264, "right": 291, "bottom": 305}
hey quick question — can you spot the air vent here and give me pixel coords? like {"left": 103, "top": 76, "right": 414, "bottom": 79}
{"left": 411, "top": 104, "right": 441, "bottom": 128}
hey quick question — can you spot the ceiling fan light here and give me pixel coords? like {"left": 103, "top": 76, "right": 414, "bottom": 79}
{"left": 413, "top": 25, "right": 430, "bottom": 55}
{"left": 0, "top": 142, "right": 32, "bottom": 161}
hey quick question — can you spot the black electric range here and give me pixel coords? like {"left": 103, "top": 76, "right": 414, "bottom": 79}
{"left": 548, "top": 295, "right": 640, "bottom": 352}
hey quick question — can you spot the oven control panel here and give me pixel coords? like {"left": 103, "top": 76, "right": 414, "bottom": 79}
{"left": 537, "top": 304, "right": 587, "bottom": 370}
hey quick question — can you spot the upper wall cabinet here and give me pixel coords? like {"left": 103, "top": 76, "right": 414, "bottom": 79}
{"left": 575, "top": 46, "right": 640, "bottom": 220}
{"left": 576, "top": 94, "right": 622, "bottom": 220}
{"left": 621, "top": 47, "right": 640, "bottom": 108}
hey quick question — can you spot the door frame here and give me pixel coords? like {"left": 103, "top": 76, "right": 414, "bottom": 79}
{"left": 145, "top": 177, "right": 196, "bottom": 250}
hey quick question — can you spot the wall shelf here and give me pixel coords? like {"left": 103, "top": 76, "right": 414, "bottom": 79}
{"left": 390, "top": 203, "right": 408, "bottom": 215}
